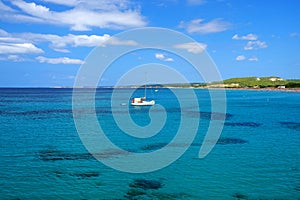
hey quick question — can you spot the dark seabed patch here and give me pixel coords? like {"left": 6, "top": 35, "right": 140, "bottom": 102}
{"left": 125, "top": 179, "right": 164, "bottom": 199}
{"left": 51, "top": 170, "right": 100, "bottom": 180}
{"left": 192, "top": 137, "right": 248, "bottom": 146}
{"left": 124, "top": 188, "right": 147, "bottom": 199}
{"left": 70, "top": 171, "right": 100, "bottom": 179}
{"left": 217, "top": 137, "right": 248, "bottom": 145}
{"left": 140, "top": 143, "right": 168, "bottom": 151}
{"left": 38, "top": 148, "right": 129, "bottom": 161}
{"left": 232, "top": 192, "right": 249, "bottom": 199}
{"left": 151, "top": 192, "right": 193, "bottom": 200}
{"left": 184, "top": 111, "right": 233, "bottom": 120}
{"left": 129, "top": 179, "right": 163, "bottom": 190}
{"left": 38, "top": 149, "right": 93, "bottom": 161}
{"left": 225, "top": 122, "right": 262, "bottom": 127}
{"left": 280, "top": 122, "right": 300, "bottom": 131}
{"left": 141, "top": 137, "right": 248, "bottom": 152}
{"left": 0, "top": 109, "right": 73, "bottom": 120}
{"left": 295, "top": 186, "right": 300, "bottom": 191}
{"left": 52, "top": 170, "right": 64, "bottom": 178}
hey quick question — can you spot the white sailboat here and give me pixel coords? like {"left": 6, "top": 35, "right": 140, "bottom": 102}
{"left": 131, "top": 82, "right": 155, "bottom": 106}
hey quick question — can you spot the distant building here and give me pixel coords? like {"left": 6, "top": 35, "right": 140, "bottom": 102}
{"left": 269, "top": 77, "right": 284, "bottom": 82}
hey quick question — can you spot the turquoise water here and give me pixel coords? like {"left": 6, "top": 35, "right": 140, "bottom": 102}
{"left": 0, "top": 88, "right": 299, "bottom": 200}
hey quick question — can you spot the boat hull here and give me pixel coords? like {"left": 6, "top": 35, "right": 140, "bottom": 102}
{"left": 131, "top": 100, "right": 155, "bottom": 106}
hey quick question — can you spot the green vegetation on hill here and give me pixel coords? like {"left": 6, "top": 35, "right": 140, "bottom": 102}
{"left": 140, "top": 77, "right": 300, "bottom": 89}
{"left": 224, "top": 77, "right": 284, "bottom": 88}
{"left": 285, "top": 80, "right": 300, "bottom": 88}
{"left": 144, "top": 83, "right": 207, "bottom": 88}
{"left": 212, "top": 76, "right": 300, "bottom": 88}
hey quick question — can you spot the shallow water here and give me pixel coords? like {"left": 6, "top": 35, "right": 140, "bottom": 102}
{"left": 0, "top": 88, "right": 299, "bottom": 199}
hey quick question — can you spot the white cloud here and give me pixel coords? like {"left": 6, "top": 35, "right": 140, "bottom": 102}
{"left": 41, "top": 0, "right": 131, "bottom": 10}
{"left": 2, "top": 0, "right": 146, "bottom": 31}
{"left": 40, "top": 0, "right": 82, "bottom": 7}
{"left": 0, "top": 29, "right": 9, "bottom": 36}
{"left": 232, "top": 33, "right": 258, "bottom": 40}
{"left": 67, "top": 34, "right": 111, "bottom": 47}
{"left": 236, "top": 55, "right": 246, "bottom": 61}
{"left": 179, "top": 18, "right": 230, "bottom": 34}
{"left": 12, "top": 1, "right": 51, "bottom": 18}
{"left": 155, "top": 53, "right": 165, "bottom": 60}
{"left": 36, "top": 56, "right": 84, "bottom": 64}
{"left": 102, "top": 37, "right": 138, "bottom": 46}
{"left": 233, "top": 33, "right": 267, "bottom": 52}
{"left": 244, "top": 41, "right": 267, "bottom": 50}
{"left": 164, "top": 57, "right": 174, "bottom": 62}
{"left": 22, "top": 33, "right": 111, "bottom": 51}
{"left": 0, "top": 1, "right": 15, "bottom": 12}
{"left": 7, "top": 55, "right": 25, "bottom": 62}
{"left": 248, "top": 56, "right": 258, "bottom": 61}
{"left": 0, "top": 54, "right": 27, "bottom": 62}
{"left": 174, "top": 42, "right": 207, "bottom": 54}
{"left": 155, "top": 53, "right": 174, "bottom": 62}
{"left": 0, "top": 42, "right": 44, "bottom": 54}
{"left": 0, "top": 30, "right": 138, "bottom": 53}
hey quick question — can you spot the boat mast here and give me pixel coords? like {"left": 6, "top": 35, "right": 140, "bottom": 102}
{"left": 144, "top": 72, "right": 147, "bottom": 98}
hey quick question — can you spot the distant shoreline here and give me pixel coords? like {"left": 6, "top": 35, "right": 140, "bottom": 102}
{"left": 206, "top": 87, "right": 300, "bottom": 93}
{"left": 0, "top": 86, "right": 299, "bottom": 92}
{"left": 171, "top": 87, "right": 300, "bottom": 93}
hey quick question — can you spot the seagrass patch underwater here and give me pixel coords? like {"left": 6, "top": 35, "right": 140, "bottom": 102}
{"left": 0, "top": 88, "right": 299, "bottom": 200}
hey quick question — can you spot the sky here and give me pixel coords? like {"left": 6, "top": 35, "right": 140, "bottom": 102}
{"left": 0, "top": 0, "right": 299, "bottom": 87}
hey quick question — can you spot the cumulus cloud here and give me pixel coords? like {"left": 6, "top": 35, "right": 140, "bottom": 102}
{"left": 155, "top": 53, "right": 165, "bottom": 60}
{"left": 0, "top": 54, "right": 27, "bottom": 62}
{"left": 0, "top": 42, "right": 44, "bottom": 54}
{"left": 1, "top": 0, "right": 146, "bottom": 31}
{"left": 232, "top": 33, "right": 258, "bottom": 40}
{"left": 41, "top": 0, "right": 131, "bottom": 10}
{"left": 67, "top": 34, "right": 111, "bottom": 47}
{"left": 36, "top": 56, "right": 84, "bottom": 64}
{"left": 102, "top": 37, "right": 138, "bottom": 46}
{"left": 7, "top": 55, "right": 26, "bottom": 62}
{"left": 248, "top": 56, "right": 258, "bottom": 61}
{"left": 0, "top": 29, "right": 138, "bottom": 53}
{"left": 244, "top": 41, "right": 267, "bottom": 50}
{"left": 236, "top": 55, "right": 246, "bottom": 61}
{"left": 232, "top": 33, "right": 267, "bottom": 51}
{"left": 25, "top": 33, "right": 138, "bottom": 49}
{"left": 174, "top": 42, "right": 207, "bottom": 54}
{"left": 155, "top": 53, "right": 174, "bottom": 62}
{"left": 179, "top": 18, "right": 230, "bottom": 34}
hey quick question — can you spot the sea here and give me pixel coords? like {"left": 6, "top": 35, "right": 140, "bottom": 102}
{"left": 0, "top": 88, "right": 299, "bottom": 200}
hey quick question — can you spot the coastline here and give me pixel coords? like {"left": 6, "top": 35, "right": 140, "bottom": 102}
{"left": 151, "top": 86, "right": 300, "bottom": 93}
{"left": 0, "top": 87, "right": 299, "bottom": 93}
{"left": 204, "top": 87, "right": 300, "bottom": 93}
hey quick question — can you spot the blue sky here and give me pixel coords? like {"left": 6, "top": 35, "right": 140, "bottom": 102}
{"left": 0, "top": 0, "right": 299, "bottom": 87}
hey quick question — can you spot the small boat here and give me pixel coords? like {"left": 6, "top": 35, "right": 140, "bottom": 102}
{"left": 131, "top": 97, "right": 155, "bottom": 106}
{"left": 131, "top": 76, "right": 155, "bottom": 106}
